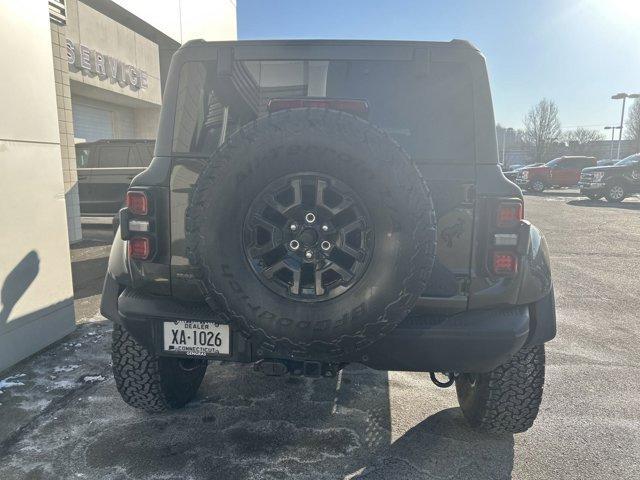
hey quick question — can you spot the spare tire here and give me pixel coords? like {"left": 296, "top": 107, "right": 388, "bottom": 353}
{"left": 186, "top": 108, "right": 436, "bottom": 360}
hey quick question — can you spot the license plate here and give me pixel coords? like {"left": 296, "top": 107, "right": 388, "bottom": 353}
{"left": 163, "top": 321, "right": 230, "bottom": 356}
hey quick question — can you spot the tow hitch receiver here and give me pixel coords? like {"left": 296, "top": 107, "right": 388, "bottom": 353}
{"left": 430, "top": 371, "right": 457, "bottom": 388}
{"left": 254, "top": 359, "right": 344, "bottom": 378}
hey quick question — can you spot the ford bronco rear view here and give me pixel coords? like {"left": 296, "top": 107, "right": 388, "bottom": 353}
{"left": 101, "top": 40, "right": 556, "bottom": 434}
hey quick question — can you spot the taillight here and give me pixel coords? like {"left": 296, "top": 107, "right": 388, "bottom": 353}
{"left": 496, "top": 201, "right": 523, "bottom": 228}
{"left": 128, "top": 236, "right": 151, "bottom": 260}
{"left": 267, "top": 98, "right": 369, "bottom": 117}
{"left": 488, "top": 199, "right": 524, "bottom": 277}
{"left": 126, "top": 191, "right": 148, "bottom": 215}
{"left": 492, "top": 251, "right": 518, "bottom": 276}
{"left": 122, "top": 189, "right": 154, "bottom": 261}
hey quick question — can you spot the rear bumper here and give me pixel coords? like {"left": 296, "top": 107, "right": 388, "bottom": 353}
{"left": 356, "top": 305, "right": 530, "bottom": 372}
{"left": 101, "top": 276, "right": 556, "bottom": 373}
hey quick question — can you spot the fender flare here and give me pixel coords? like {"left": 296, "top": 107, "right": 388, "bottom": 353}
{"left": 516, "top": 223, "right": 553, "bottom": 305}
{"left": 99, "top": 228, "right": 130, "bottom": 324}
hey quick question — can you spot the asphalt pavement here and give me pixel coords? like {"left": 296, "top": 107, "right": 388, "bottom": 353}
{"left": 0, "top": 192, "right": 638, "bottom": 479}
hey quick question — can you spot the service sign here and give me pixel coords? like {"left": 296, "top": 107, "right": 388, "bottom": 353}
{"left": 66, "top": 39, "right": 148, "bottom": 90}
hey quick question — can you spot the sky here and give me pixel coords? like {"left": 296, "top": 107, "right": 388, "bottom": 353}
{"left": 238, "top": 0, "right": 640, "bottom": 133}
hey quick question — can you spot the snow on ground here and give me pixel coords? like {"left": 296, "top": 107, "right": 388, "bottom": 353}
{"left": 0, "top": 374, "right": 26, "bottom": 390}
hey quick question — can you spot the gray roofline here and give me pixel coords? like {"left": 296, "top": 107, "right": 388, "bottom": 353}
{"left": 180, "top": 38, "right": 478, "bottom": 51}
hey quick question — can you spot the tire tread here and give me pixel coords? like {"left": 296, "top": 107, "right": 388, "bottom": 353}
{"left": 457, "top": 345, "right": 546, "bottom": 434}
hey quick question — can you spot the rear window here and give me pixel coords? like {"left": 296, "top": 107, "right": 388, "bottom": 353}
{"left": 172, "top": 59, "right": 476, "bottom": 163}
{"left": 98, "top": 145, "right": 130, "bottom": 168}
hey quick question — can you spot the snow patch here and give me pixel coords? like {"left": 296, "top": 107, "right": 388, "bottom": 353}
{"left": 17, "top": 398, "right": 51, "bottom": 412}
{"left": 47, "top": 379, "right": 77, "bottom": 391}
{"left": 54, "top": 365, "right": 80, "bottom": 373}
{"left": 82, "top": 375, "right": 106, "bottom": 383}
{"left": 0, "top": 374, "right": 26, "bottom": 390}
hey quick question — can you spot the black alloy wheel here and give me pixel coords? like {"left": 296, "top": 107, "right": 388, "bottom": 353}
{"left": 243, "top": 173, "right": 373, "bottom": 302}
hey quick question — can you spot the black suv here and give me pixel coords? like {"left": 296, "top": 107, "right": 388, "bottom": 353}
{"left": 76, "top": 139, "right": 155, "bottom": 215}
{"left": 579, "top": 153, "right": 640, "bottom": 202}
{"left": 101, "top": 40, "right": 556, "bottom": 434}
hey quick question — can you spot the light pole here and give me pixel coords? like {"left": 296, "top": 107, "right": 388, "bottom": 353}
{"left": 502, "top": 127, "right": 513, "bottom": 167}
{"left": 604, "top": 126, "right": 621, "bottom": 161}
{"left": 611, "top": 93, "right": 640, "bottom": 159}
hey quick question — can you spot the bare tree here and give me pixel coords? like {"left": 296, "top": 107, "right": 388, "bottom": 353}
{"left": 523, "top": 99, "right": 562, "bottom": 163}
{"left": 625, "top": 99, "right": 640, "bottom": 153}
{"left": 564, "top": 127, "right": 604, "bottom": 155}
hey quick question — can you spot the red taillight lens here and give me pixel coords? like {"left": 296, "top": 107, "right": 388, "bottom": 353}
{"left": 496, "top": 202, "right": 523, "bottom": 228}
{"left": 128, "top": 237, "right": 151, "bottom": 260}
{"left": 126, "top": 191, "right": 148, "bottom": 215}
{"left": 267, "top": 98, "right": 369, "bottom": 116}
{"left": 493, "top": 251, "right": 518, "bottom": 275}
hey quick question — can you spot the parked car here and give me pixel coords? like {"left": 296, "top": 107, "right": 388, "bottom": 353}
{"left": 516, "top": 156, "right": 596, "bottom": 192}
{"left": 101, "top": 39, "right": 556, "bottom": 434}
{"left": 579, "top": 153, "right": 640, "bottom": 202}
{"left": 503, "top": 163, "right": 541, "bottom": 182}
{"left": 76, "top": 139, "right": 155, "bottom": 216}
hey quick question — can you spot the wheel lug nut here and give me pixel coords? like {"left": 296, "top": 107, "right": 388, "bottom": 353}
{"left": 290, "top": 223, "right": 298, "bottom": 231}
{"left": 321, "top": 241, "right": 331, "bottom": 251}
{"left": 321, "top": 224, "right": 329, "bottom": 232}
{"left": 305, "top": 212, "right": 316, "bottom": 224}
{"left": 289, "top": 240, "right": 300, "bottom": 251}
{"left": 305, "top": 250, "right": 313, "bottom": 259}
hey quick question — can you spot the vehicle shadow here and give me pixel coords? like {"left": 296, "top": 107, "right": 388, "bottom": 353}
{"left": 352, "top": 407, "right": 514, "bottom": 479}
{"left": 82, "top": 364, "right": 514, "bottom": 479}
{"left": 567, "top": 199, "right": 640, "bottom": 210}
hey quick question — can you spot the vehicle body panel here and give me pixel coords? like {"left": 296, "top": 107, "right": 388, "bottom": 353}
{"left": 579, "top": 154, "right": 640, "bottom": 196}
{"left": 516, "top": 156, "right": 596, "bottom": 189}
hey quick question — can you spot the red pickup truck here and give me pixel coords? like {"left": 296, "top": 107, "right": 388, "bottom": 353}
{"left": 515, "top": 156, "right": 596, "bottom": 192}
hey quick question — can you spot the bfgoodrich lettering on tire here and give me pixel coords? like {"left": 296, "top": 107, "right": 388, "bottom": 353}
{"left": 186, "top": 108, "right": 437, "bottom": 360}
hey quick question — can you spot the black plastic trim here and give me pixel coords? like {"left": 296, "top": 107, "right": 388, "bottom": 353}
{"left": 525, "top": 285, "right": 557, "bottom": 346}
{"left": 103, "top": 283, "right": 536, "bottom": 373}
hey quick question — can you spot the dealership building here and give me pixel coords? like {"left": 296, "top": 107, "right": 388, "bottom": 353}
{"left": 0, "top": 0, "right": 236, "bottom": 371}
{"left": 58, "top": 0, "right": 182, "bottom": 242}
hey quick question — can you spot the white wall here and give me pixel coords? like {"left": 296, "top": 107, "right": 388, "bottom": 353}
{"left": 0, "top": 2, "right": 76, "bottom": 371}
{"left": 111, "top": 0, "right": 237, "bottom": 43}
